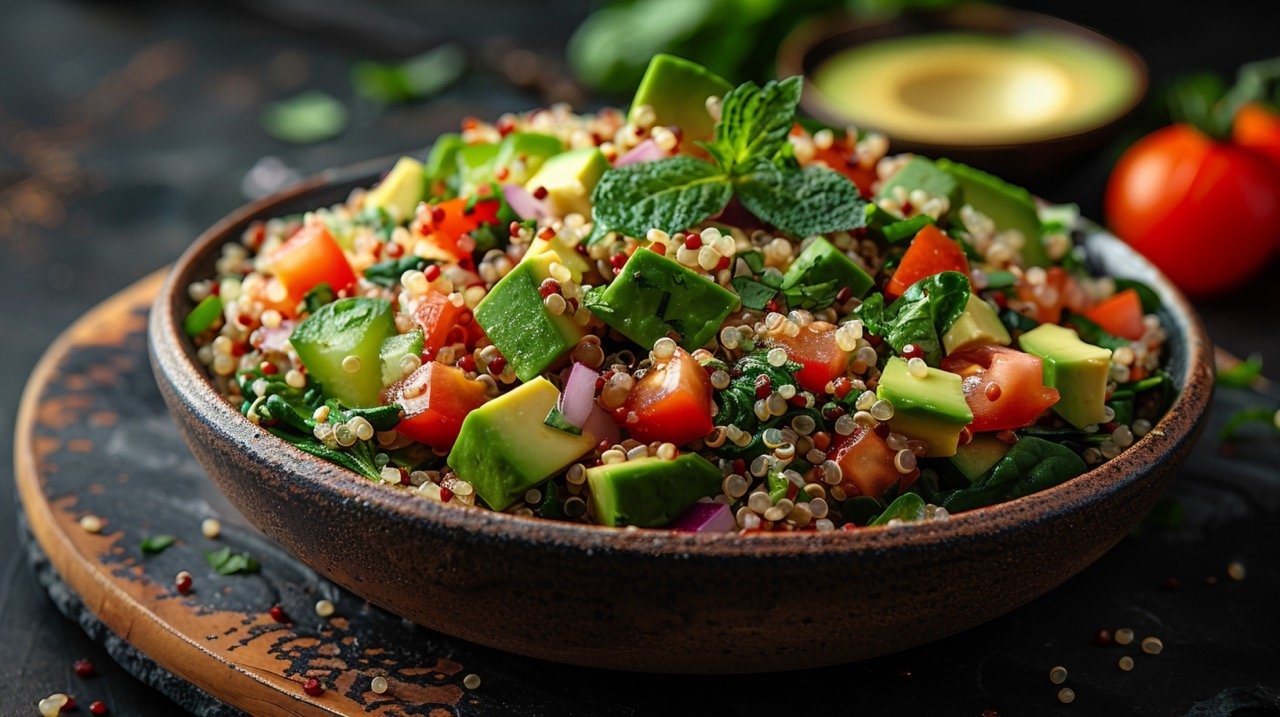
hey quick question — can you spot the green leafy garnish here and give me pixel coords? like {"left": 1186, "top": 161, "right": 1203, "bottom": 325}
{"left": 140, "top": 535, "right": 177, "bottom": 555}
{"left": 853, "top": 271, "right": 970, "bottom": 365}
{"left": 589, "top": 75, "right": 865, "bottom": 241}
{"left": 714, "top": 350, "right": 802, "bottom": 433}
{"left": 204, "top": 547, "right": 261, "bottom": 576}
{"left": 183, "top": 295, "right": 223, "bottom": 337}
{"left": 1113, "top": 278, "right": 1162, "bottom": 314}
{"left": 364, "top": 257, "right": 432, "bottom": 288}
{"left": 942, "top": 437, "right": 1087, "bottom": 512}
{"left": 261, "top": 91, "right": 348, "bottom": 144}
{"left": 302, "top": 282, "right": 335, "bottom": 314}
{"left": 1217, "top": 353, "right": 1263, "bottom": 388}
{"left": 1219, "top": 406, "right": 1280, "bottom": 443}
{"left": 351, "top": 44, "right": 466, "bottom": 106}
{"left": 869, "top": 492, "right": 925, "bottom": 526}
{"left": 731, "top": 276, "right": 777, "bottom": 310}
{"left": 1067, "top": 313, "right": 1129, "bottom": 350}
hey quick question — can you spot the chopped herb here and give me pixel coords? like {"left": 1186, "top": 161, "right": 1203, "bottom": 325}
{"left": 731, "top": 276, "right": 777, "bottom": 310}
{"left": 869, "top": 492, "right": 924, "bottom": 526}
{"left": 1217, "top": 352, "right": 1263, "bottom": 388}
{"left": 364, "top": 257, "right": 431, "bottom": 288}
{"left": 302, "top": 282, "right": 335, "bottom": 314}
{"left": 351, "top": 44, "right": 467, "bottom": 106}
{"left": 1219, "top": 406, "right": 1280, "bottom": 443}
{"left": 204, "top": 547, "right": 261, "bottom": 576}
{"left": 140, "top": 535, "right": 177, "bottom": 555}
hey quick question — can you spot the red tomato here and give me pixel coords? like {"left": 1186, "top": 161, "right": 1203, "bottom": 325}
{"left": 385, "top": 362, "right": 488, "bottom": 448}
{"left": 940, "top": 345, "right": 1059, "bottom": 432}
{"left": 413, "top": 290, "right": 477, "bottom": 353}
{"left": 828, "top": 426, "right": 905, "bottom": 499}
{"left": 270, "top": 224, "right": 357, "bottom": 305}
{"left": 1106, "top": 123, "right": 1280, "bottom": 296}
{"left": 1233, "top": 102, "right": 1280, "bottom": 169}
{"left": 1081, "top": 288, "right": 1145, "bottom": 341}
{"left": 885, "top": 224, "right": 970, "bottom": 299}
{"left": 813, "top": 144, "right": 877, "bottom": 199}
{"left": 418, "top": 197, "right": 502, "bottom": 269}
{"left": 1014, "top": 266, "right": 1072, "bottom": 325}
{"left": 769, "top": 325, "right": 850, "bottom": 394}
{"left": 623, "top": 348, "right": 714, "bottom": 445}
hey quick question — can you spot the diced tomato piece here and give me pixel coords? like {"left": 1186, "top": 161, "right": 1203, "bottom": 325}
{"left": 418, "top": 198, "right": 502, "bottom": 269}
{"left": 770, "top": 325, "right": 850, "bottom": 394}
{"left": 940, "top": 345, "right": 1060, "bottom": 432}
{"left": 384, "top": 362, "right": 488, "bottom": 448}
{"left": 270, "top": 224, "right": 357, "bottom": 304}
{"left": 813, "top": 144, "right": 876, "bottom": 199}
{"left": 413, "top": 290, "right": 476, "bottom": 352}
{"left": 885, "top": 224, "right": 970, "bottom": 299}
{"left": 1015, "top": 266, "right": 1073, "bottom": 324}
{"left": 623, "top": 348, "right": 714, "bottom": 445}
{"left": 1081, "top": 288, "right": 1145, "bottom": 341}
{"left": 828, "top": 426, "right": 904, "bottom": 499}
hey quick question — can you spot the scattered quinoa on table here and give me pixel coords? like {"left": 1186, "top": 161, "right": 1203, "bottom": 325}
{"left": 185, "top": 54, "right": 1173, "bottom": 533}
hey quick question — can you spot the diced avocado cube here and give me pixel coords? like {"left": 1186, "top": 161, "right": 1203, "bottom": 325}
{"left": 524, "top": 147, "right": 610, "bottom": 218}
{"left": 379, "top": 329, "right": 424, "bottom": 387}
{"left": 365, "top": 157, "right": 425, "bottom": 222}
{"left": 630, "top": 54, "right": 732, "bottom": 146}
{"left": 877, "top": 356, "right": 973, "bottom": 457}
{"left": 1018, "top": 324, "right": 1111, "bottom": 428}
{"left": 587, "top": 249, "right": 741, "bottom": 351}
{"left": 943, "top": 294, "right": 1012, "bottom": 355}
{"left": 456, "top": 143, "right": 500, "bottom": 193}
{"left": 586, "top": 454, "right": 722, "bottom": 528}
{"left": 949, "top": 433, "right": 1011, "bottom": 482}
{"left": 290, "top": 297, "right": 397, "bottom": 408}
{"left": 874, "top": 156, "right": 960, "bottom": 211}
{"left": 937, "top": 159, "right": 1048, "bottom": 267}
{"left": 448, "top": 377, "right": 597, "bottom": 510}
{"left": 493, "top": 132, "right": 565, "bottom": 184}
{"left": 782, "top": 236, "right": 875, "bottom": 299}
{"left": 526, "top": 234, "right": 590, "bottom": 282}
{"left": 475, "top": 252, "right": 585, "bottom": 382}
{"left": 424, "top": 133, "right": 465, "bottom": 192}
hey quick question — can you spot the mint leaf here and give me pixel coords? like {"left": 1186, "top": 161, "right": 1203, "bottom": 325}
{"left": 590, "top": 157, "right": 732, "bottom": 238}
{"left": 204, "top": 547, "right": 261, "bottom": 576}
{"left": 736, "top": 163, "right": 867, "bottom": 237}
{"left": 140, "top": 535, "right": 177, "bottom": 555}
{"left": 702, "top": 76, "right": 803, "bottom": 173}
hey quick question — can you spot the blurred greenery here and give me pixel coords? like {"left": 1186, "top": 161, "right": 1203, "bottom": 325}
{"left": 568, "top": 0, "right": 957, "bottom": 93}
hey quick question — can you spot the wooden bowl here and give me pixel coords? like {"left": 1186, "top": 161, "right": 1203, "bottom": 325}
{"left": 777, "top": 4, "right": 1148, "bottom": 182}
{"left": 149, "top": 162, "right": 1212, "bottom": 673}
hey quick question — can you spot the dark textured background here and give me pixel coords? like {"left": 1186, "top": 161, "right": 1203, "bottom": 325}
{"left": 2, "top": 1, "right": 1279, "bottom": 714}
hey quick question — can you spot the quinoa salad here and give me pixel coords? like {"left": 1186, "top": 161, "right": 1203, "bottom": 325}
{"left": 185, "top": 54, "right": 1173, "bottom": 533}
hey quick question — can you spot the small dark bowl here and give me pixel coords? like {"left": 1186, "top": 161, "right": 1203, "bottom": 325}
{"left": 778, "top": 4, "right": 1148, "bottom": 181}
{"left": 150, "top": 161, "right": 1211, "bottom": 673}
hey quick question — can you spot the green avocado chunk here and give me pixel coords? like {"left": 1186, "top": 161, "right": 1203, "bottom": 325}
{"left": 937, "top": 159, "right": 1049, "bottom": 267}
{"left": 782, "top": 236, "right": 875, "bottom": 300}
{"left": 877, "top": 356, "right": 973, "bottom": 457}
{"left": 474, "top": 252, "right": 585, "bottom": 382}
{"left": 448, "top": 377, "right": 597, "bottom": 510}
{"left": 942, "top": 294, "right": 1012, "bottom": 355}
{"left": 586, "top": 248, "right": 741, "bottom": 351}
{"left": 456, "top": 132, "right": 566, "bottom": 195}
{"left": 524, "top": 147, "right": 610, "bottom": 217}
{"left": 874, "top": 156, "right": 961, "bottom": 211}
{"left": 290, "top": 297, "right": 397, "bottom": 408}
{"left": 949, "top": 433, "right": 1012, "bottom": 482}
{"left": 364, "top": 156, "right": 426, "bottom": 223}
{"left": 1018, "top": 323, "right": 1112, "bottom": 428}
{"left": 424, "top": 133, "right": 464, "bottom": 188}
{"left": 379, "top": 329, "right": 424, "bottom": 388}
{"left": 629, "top": 54, "right": 732, "bottom": 146}
{"left": 587, "top": 454, "right": 722, "bottom": 527}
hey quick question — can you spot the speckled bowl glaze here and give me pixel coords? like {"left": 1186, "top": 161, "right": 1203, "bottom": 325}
{"left": 150, "top": 160, "right": 1213, "bottom": 673}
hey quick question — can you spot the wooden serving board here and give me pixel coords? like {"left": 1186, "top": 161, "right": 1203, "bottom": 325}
{"left": 15, "top": 273, "right": 1280, "bottom": 716}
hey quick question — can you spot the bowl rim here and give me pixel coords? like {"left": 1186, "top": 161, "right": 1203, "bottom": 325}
{"left": 776, "top": 3, "right": 1150, "bottom": 152}
{"left": 149, "top": 158, "right": 1213, "bottom": 560}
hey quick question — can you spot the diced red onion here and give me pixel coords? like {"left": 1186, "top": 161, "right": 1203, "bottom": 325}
{"left": 558, "top": 363, "right": 598, "bottom": 427}
{"left": 250, "top": 321, "right": 295, "bottom": 354}
{"left": 670, "top": 500, "right": 735, "bottom": 533}
{"left": 502, "top": 183, "right": 547, "bottom": 220}
{"left": 614, "top": 139, "right": 666, "bottom": 167}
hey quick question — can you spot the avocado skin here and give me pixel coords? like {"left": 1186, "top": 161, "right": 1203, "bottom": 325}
{"left": 587, "top": 454, "right": 723, "bottom": 528}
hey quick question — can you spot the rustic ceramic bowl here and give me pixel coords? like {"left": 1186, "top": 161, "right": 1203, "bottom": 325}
{"left": 150, "top": 161, "right": 1212, "bottom": 674}
{"left": 777, "top": 4, "right": 1148, "bottom": 182}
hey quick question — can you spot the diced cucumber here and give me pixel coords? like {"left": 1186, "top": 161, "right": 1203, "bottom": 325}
{"left": 290, "top": 297, "right": 396, "bottom": 407}
{"left": 379, "top": 329, "right": 424, "bottom": 387}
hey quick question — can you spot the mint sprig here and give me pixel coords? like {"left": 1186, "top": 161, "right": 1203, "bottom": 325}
{"left": 589, "top": 74, "right": 866, "bottom": 243}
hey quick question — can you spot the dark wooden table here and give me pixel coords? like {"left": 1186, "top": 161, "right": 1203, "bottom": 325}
{"left": 2, "top": 1, "right": 1278, "bottom": 714}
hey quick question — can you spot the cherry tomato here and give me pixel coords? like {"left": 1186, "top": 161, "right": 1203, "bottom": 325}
{"left": 413, "top": 290, "right": 479, "bottom": 353}
{"left": 828, "top": 426, "right": 904, "bottom": 499}
{"left": 940, "top": 345, "right": 1059, "bottom": 432}
{"left": 1233, "top": 102, "right": 1280, "bottom": 169}
{"left": 885, "top": 224, "right": 970, "bottom": 299}
{"left": 623, "top": 348, "right": 714, "bottom": 445}
{"left": 270, "top": 224, "right": 357, "bottom": 305}
{"left": 769, "top": 325, "right": 850, "bottom": 394}
{"left": 1081, "top": 288, "right": 1146, "bottom": 341}
{"left": 384, "top": 362, "right": 489, "bottom": 448}
{"left": 1105, "top": 123, "right": 1280, "bottom": 296}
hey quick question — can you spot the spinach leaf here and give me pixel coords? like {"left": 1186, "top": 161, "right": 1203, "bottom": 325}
{"left": 942, "top": 437, "right": 1086, "bottom": 513}
{"left": 714, "top": 350, "right": 802, "bottom": 434}
{"left": 302, "top": 282, "right": 335, "bottom": 314}
{"left": 1067, "top": 313, "right": 1128, "bottom": 350}
{"left": 869, "top": 492, "right": 925, "bottom": 526}
{"left": 853, "top": 271, "right": 970, "bottom": 365}
{"left": 1113, "top": 278, "right": 1162, "bottom": 313}
{"left": 364, "top": 257, "right": 431, "bottom": 288}
{"left": 731, "top": 276, "right": 777, "bottom": 310}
